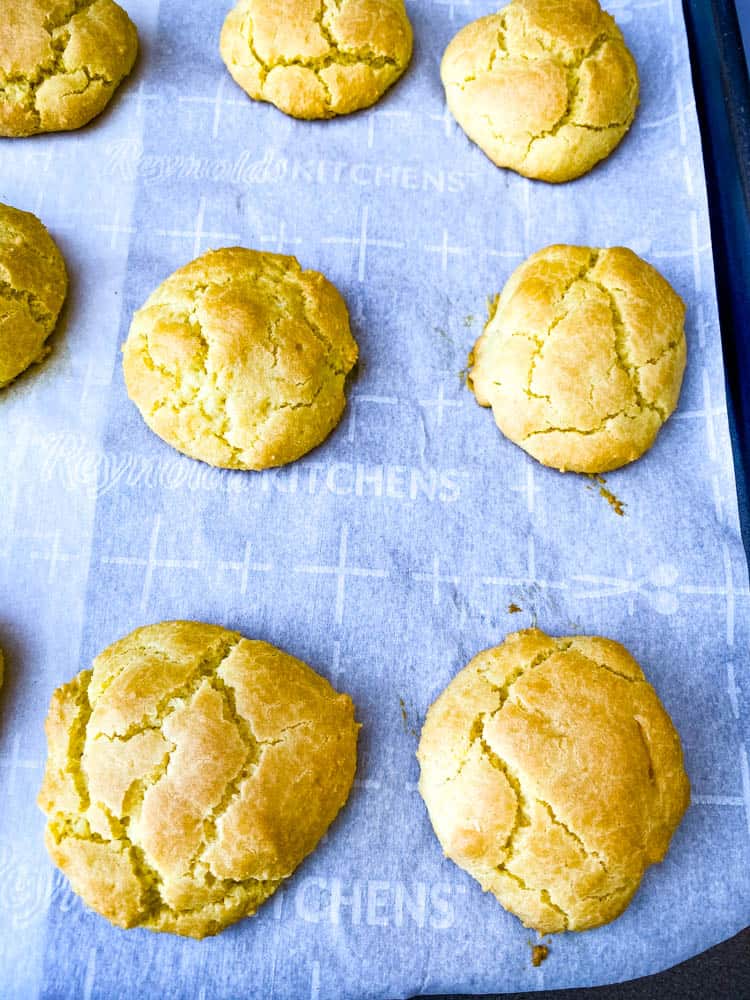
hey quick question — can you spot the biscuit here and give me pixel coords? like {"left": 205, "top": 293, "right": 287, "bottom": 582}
{"left": 469, "top": 245, "right": 686, "bottom": 473}
{"left": 122, "top": 247, "right": 358, "bottom": 470}
{"left": 220, "top": 0, "right": 412, "bottom": 119}
{"left": 441, "top": 0, "right": 639, "bottom": 182}
{"left": 0, "top": 202, "right": 68, "bottom": 388}
{"left": 0, "top": 0, "right": 138, "bottom": 137}
{"left": 38, "top": 620, "right": 359, "bottom": 938}
{"left": 417, "top": 628, "right": 690, "bottom": 933}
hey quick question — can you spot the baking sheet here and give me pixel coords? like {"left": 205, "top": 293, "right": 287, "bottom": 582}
{"left": 1, "top": 1, "right": 749, "bottom": 997}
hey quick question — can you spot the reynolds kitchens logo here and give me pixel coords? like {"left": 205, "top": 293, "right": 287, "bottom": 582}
{"left": 39, "top": 433, "right": 466, "bottom": 504}
{"left": 104, "top": 141, "right": 476, "bottom": 194}
{"left": 291, "top": 876, "right": 464, "bottom": 930}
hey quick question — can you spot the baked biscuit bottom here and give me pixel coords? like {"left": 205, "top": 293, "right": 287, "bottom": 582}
{"left": 0, "top": 0, "right": 138, "bottom": 137}
{"left": 0, "top": 203, "right": 68, "bottom": 387}
{"left": 417, "top": 629, "right": 690, "bottom": 933}
{"left": 441, "top": 0, "right": 639, "bottom": 182}
{"left": 38, "top": 621, "right": 359, "bottom": 938}
{"left": 220, "top": 0, "right": 413, "bottom": 119}
{"left": 469, "top": 245, "right": 686, "bottom": 473}
{"left": 123, "top": 247, "right": 358, "bottom": 470}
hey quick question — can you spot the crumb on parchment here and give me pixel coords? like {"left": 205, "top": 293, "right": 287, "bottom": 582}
{"left": 531, "top": 943, "right": 549, "bottom": 967}
{"left": 587, "top": 474, "right": 626, "bottom": 516}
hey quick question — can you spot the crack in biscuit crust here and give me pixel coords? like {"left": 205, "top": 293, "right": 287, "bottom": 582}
{"left": 469, "top": 244, "right": 687, "bottom": 473}
{"left": 220, "top": 0, "right": 413, "bottom": 119}
{"left": 0, "top": 202, "right": 68, "bottom": 387}
{"left": 0, "top": 0, "right": 138, "bottom": 136}
{"left": 38, "top": 621, "right": 359, "bottom": 938}
{"left": 122, "top": 247, "right": 359, "bottom": 471}
{"left": 441, "top": 0, "right": 639, "bottom": 182}
{"left": 417, "top": 629, "right": 690, "bottom": 933}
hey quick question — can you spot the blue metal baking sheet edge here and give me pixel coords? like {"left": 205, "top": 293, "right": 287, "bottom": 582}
{"left": 684, "top": 0, "right": 750, "bottom": 566}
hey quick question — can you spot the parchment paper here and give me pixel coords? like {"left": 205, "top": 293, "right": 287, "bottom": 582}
{"left": 1, "top": 1, "right": 749, "bottom": 997}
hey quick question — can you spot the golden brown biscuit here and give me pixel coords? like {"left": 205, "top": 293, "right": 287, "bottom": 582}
{"left": 220, "top": 0, "right": 413, "bottom": 119}
{"left": 0, "top": 202, "right": 68, "bottom": 388}
{"left": 418, "top": 629, "right": 690, "bottom": 933}
{"left": 0, "top": 0, "right": 138, "bottom": 137}
{"left": 441, "top": 0, "right": 639, "bottom": 182}
{"left": 38, "top": 620, "right": 359, "bottom": 938}
{"left": 469, "top": 245, "right": 687, "bottom": 473}
{"left": 122, "top": 247, "right": 358, "bottom": 470}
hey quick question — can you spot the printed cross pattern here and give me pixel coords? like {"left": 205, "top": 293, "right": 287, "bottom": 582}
{"left": 294, "top": 523, "right": 389, "bottom": 626}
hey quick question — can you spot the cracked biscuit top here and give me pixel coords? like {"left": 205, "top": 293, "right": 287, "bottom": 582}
{"left": 469, "top": 244, "right": 687, "bottom": 473}
{"left": 417, "top": 629, "right": 690, "bottom": 934}
{"left": 441, "top": 0, "right": 639, "bottom": 182}
{"left": 122, "top": 247, "right": 359, "bottom": 471}
{"left": 38, "top": 620, "right": 359, "bottom": 938}
{"left": 220, "top": 0, "right": 413, "bottom": 119}
{"left": 0, "top": 0, "right": 138, "bottom": 137}
{"left": 0, "top": 202, "right": 68, "bottom": 388}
